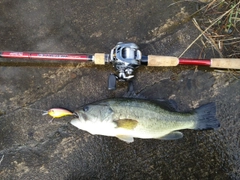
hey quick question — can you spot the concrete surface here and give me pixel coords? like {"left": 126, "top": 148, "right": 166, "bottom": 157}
{"left": 0, "top": 0, "right": 240, "bottom": 179}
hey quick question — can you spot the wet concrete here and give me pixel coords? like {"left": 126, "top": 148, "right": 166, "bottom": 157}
{"left": 0, "top": 0, "right": 240, "bottom": 179}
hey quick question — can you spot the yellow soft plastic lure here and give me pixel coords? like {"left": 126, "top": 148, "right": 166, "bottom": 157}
{"left": 42, "top": 108, "right": 74, "bottom": 122}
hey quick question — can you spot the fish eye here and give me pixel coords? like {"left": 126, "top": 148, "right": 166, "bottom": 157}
{"left": 83, "top": 106, "right": 89, "bottom": 112}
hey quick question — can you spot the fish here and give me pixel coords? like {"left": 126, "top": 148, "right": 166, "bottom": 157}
{"left": 70, "top": 98, "right": 220, "bottom": 143}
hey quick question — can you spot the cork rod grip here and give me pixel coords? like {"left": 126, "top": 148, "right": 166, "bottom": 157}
{"left": 147, "top": 55, "right": 179, "bottom": 66}
{"left": 94, "top": 53, "right": 105, "bottom": 65}
{"left": 211, "top": 58, "right": 240, "bottom": 69}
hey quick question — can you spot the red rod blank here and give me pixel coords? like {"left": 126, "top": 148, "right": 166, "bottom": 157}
{"left": 178, "top": 58, "right": 211, "bottom": 66}
{"left": 0, "top": 51, "right": 92, "bottom": 61}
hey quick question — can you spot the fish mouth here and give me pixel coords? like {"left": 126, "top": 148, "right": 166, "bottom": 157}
{"left": 72, "top": 112, "right": 80, "bottom": 118}
{"left": 72, "top": 112, "right": 88, "bottom": 121}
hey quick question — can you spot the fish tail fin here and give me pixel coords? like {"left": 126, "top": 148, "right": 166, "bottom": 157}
{"left": 194, "top": 103, "right": 220, "bottom": 130}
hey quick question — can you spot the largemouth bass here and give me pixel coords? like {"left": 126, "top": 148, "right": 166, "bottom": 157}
{"left": 70, "top": 98, "right": 220, "bottom": 143}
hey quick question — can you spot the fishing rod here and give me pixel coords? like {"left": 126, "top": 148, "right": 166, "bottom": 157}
{"left": 1, "top": 42, "right": 240, "bottom": 90}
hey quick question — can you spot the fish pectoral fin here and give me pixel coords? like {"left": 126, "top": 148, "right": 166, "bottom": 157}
{"left": 116, "top": 135, "right": 134, "bottom": 143}
{"left": 115, "top": 119, "right": 138, "bottom": 130}
{"left": 158, "top": 131, "right": 183, "bottom": 140}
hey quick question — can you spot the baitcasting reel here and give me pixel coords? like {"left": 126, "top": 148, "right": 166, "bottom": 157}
{"left": 108, "top": 42, "right": 142, "bottom": 90}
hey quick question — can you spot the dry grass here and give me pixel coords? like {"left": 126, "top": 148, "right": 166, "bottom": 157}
{"left": 181, "top": 0, "right": 240, "bottom": 58}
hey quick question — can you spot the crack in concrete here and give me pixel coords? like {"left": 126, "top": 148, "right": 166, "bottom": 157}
{"left": 136, "top": 77, "right": 170, "bottom": 95}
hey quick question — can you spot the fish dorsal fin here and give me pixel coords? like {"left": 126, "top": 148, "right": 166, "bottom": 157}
{"left": 155, "top": 99, "right": 178, "bottom": 112}
{"left": 158, "top": 131, "right": 183, "bottom": 140}
{"left": 115, "top": 119, "right": 138, "bottom": 130}
{"left": 116, "top": 135, "right": 134, "bottom": 143}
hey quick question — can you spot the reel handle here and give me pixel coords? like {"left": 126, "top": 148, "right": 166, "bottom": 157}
{"left": 108, "top": 74, "right": 117, "bottom": 90}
